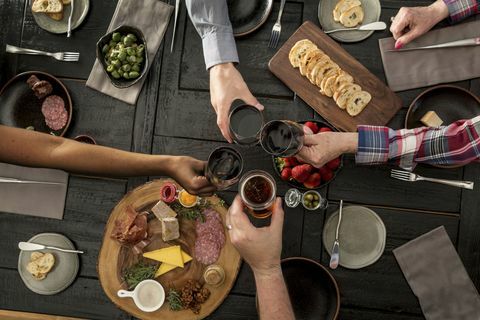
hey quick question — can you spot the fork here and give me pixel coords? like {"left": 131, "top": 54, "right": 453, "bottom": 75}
{"left": 6, "top": 44, "right": 80, "bottom": 62}
{"left": 390, "top": 169, "right": 474, "bottom": 190}
{"left": 268, "top": 0, "right": 286, "bottom": 48}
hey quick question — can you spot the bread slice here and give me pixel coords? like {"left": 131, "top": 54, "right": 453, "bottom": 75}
{"left": 333, "top": 0, "right": 361, "bottom": 21}
{"left": 304, "top": 52, "right": 327, "bottom": 80}
{"left": 336, "top": 84, "right": 361, "bottom": 109}
{"left": 47, "top": 11, "right": 64, "bottom": 20}
{"left": 289, "top": 40, "right": 314, "bottom": 68}
{"left": 332, "top": 71, "right": 354, "bottom": 93}
{"left": 31, "top": 252, "right": 45, "bottom": 261}
{"left": 35, "top": 252, "right": 55, "bottom": 274}
{"left": 339, "top": 6, "right": 364, "bottom": 28}
{"left": 299, "top": 48, "right": 322, "bottom": 76}
{"left": 62, "top": 0, "right": 71, "bottom": 4}
{"left": 322, "top": 74, "right": 340, "bottom": 97}
{"left": 32, "top": 0, "right": 63, "bottom": 13}
{"left": 346, "top": 91, "right": 371, "bottom": 116}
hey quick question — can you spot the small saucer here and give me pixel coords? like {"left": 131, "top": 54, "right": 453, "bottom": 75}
{"left": 323, "top": 205, "right": 386, "bottom": 269}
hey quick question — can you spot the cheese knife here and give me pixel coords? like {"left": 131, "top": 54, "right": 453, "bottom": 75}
{"left": 19, "top": 242, "right": 84, "bottom": 254}
{"left": 329, "top": 200, "right": 343, "bottom": 270}
{"left": 170, "top": 0, "right": 180, "bottom": 52}
{"left": 0, "top": 177, "right": 64, "bottom": 185}
{"left": 385, "top": 36, "right": 480, "bottom": 52}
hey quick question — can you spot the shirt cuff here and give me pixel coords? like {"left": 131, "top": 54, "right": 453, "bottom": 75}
{"left": 355, "top": 125, "right": 391, "bottom": 165}
{"left": 202, "top": 31, "right": 239, "bottom": 70}
{"left": 442, "top": 0, "right": 477, "bottom": 23}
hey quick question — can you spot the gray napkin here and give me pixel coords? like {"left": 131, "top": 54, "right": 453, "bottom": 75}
{"left": 379, "top": 20, "right": 480, "bottom": 91}
{"left": 0, "top": 163, "right": 68, "bottom": 220}
{"left": 393, "top": 226, "right": 480, "bottom": 320}
{"left": 86, "top": 0, "right": 173, "bottom": 105}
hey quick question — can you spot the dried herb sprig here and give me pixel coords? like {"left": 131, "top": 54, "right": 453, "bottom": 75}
{"left": 167, "top": 288, "right": 183, "bottom": 311}
{"left": 122, "top": 261, "right": 156, "bottom": 290}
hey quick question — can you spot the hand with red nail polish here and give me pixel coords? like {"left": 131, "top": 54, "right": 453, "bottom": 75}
{"left": 390, "top": 0, "right": 449, "bottom": 48}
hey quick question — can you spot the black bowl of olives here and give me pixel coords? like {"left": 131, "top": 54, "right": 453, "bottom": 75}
{"left": 96, "top": 25, "right": 148, "bottom": 88}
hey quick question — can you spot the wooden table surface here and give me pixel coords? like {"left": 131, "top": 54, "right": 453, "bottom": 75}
{"left": 1, "top": 1, "right": 479, "bottom": 319}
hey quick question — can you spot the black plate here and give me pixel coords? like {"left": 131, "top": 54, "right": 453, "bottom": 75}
{"left": 282, "top": 257, "right": 340, "bottom": 320}
{"left": 272, "top": 120, "right": 344, "bottom": 190}
{"left": 228, "top": 0, "right": 273, "bottom": 37}
{"left": 405, "top": 85, "right": 480, "bottom": 129}
{"left": 0, "top": 71, "right": 72, "bottom": 136}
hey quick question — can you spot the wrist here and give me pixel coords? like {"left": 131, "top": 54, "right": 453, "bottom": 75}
{"left": 338, "top": 132, "right": 358, "bottom": 154}
{"left": 429, "top": 0, "right": 449, "bottom": 22}
{"left": 252, "top": 264, "right": 282, "bottom": 280}
{"left": 210, "top": 62, "right": 235, "bottom": 74}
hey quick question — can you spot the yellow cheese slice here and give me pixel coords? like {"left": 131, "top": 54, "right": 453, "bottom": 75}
{"left": 143, "top": 245, "right": 184, "bottom": 267}
{"left": 154, "top": 250, "right": 193, "bottom": 277}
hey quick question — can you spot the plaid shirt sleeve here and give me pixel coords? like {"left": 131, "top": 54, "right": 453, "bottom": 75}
{"left": 443, "top": 0, "right": 480, "bottom": 23}
{"left": 356, "top": 116, "right": 480, "bottom": 171}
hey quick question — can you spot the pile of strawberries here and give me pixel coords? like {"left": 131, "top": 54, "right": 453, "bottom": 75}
{"left": 275, "top": 122, "right": 341, "bottom": 189}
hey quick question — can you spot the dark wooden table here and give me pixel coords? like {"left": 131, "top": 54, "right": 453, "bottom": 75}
{"left": 1, "top": 1, "right": 479, "bottom": 319}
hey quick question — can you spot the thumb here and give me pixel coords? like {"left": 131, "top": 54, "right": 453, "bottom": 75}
{"left": 303, "top": 133, "right": 318, "bottom": 146}
{"left": 240, "top": 89, "right": 264, "bottom": 111}
{"left": 269, "top": 197, "right": 285, "bottom": 232}
{"left": 395, "top": 29, "right": 421, "bottom": 48}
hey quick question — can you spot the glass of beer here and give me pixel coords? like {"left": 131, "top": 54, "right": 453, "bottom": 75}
{"left": 205, "top": 146, "right": 244, "bottom": 190}
{"left": 260, "top": 120, "right": 305, "bottom": 157}
{"left": 239, "top": 170, "right": 277, "bottom": 219}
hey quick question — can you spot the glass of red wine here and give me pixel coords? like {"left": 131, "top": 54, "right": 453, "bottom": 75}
{"left": 260, "top": 120, "right": 305, "bottom": 157}
{"left": 205, "top": 146, "right": 244, "bottom": 190}
{"left": 228, "top": 101, "right": 264, "bottom": 146}
{"left": 239, "top": 170, "right": 277, "bottom": 219}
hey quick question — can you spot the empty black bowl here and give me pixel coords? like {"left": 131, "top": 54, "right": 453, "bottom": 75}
{"left": 96, "top": 25, "right": 148, "bottom": 89}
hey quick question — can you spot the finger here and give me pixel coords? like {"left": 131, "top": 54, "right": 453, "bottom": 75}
{"left": 239, "top": 88, "right": 263, "bottom": 111}
{"left": 269, "top": 197, "right": 285, "bottom": 232}
{"left": 228, "top": 195, "right": 254, "bottom": 231}
{"left": 190, "top": 159, "right": 207, "bottom": 174}
{"left": 390, "top": 9, "right": 410, "bottom": 40}
{"left": 396, "top": 28, "right": 422, "bottom": 47}
{"left": 216, "top": 107, "right": 233, "bottom": 143}
{"left": 303, "top": 133, "right": 318, "bottom": 146}
{"left": 295, "top": 148, "right": 318, "bottom": 168}
{"left": 303, "top": 125, "right": 314, "bottom": 135}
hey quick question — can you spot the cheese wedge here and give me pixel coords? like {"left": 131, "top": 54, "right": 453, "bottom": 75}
{"left": 151, "top": 200, "right": 177, "bottom": 220}
{"left": 420, "top": 111, "right": 443, "bottom": 127}
{"left": 143, "top": 245, "right": 184, "bottom": 267}
{"left": 154, "top": 250, "right": 193, "bottom": 277}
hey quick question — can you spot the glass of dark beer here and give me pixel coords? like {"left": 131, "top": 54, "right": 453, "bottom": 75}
{"left": 239, "top": 170, "right": 277, "bottom": 219}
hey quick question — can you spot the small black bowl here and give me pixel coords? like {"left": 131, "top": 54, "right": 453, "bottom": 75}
{"left": 96, "top": 25, "right": 149, "bottom": 89}
{"left": 272, "top": 119, "right": 344, "bottom": 190}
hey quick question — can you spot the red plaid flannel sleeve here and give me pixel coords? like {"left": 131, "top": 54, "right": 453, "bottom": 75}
{"left": 443, "top": 0, "right": 480, "bottom": 22}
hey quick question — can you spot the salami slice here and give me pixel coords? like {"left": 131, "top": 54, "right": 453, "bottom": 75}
{"left": 194, "top": 238, "right": 221, "bottom": 265}
{"left": 41, "top": 95, "right": 65, "bottom": 120}
{"left": 45, "top": 110, "right": 68, "bottom": 131}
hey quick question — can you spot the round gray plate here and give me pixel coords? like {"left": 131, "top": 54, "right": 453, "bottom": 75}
{"left": 18, "top": 233, "right": 79, "bottom": 295}
{"left": 323, "top": 206, "right": 386, "bottom": 269}
{"left": 318, "top": 0, "right": 381, "bottom": 43}
{"left": 32, "top": 0, "right": 90, "bottom": 34}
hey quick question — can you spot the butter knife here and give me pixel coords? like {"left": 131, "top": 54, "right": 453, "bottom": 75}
{"left": 67, "top": 0, "right": 74, "bottom": 38}
{"left": 329, "top": 200, "right": 343, "bottom": 270}
{"left": 170, "top": 0, "right": 180, "bottom": 52}
{"left": 385, "top": 36, "right": 480, "bottom": 52}
{"left": 0, "top": 177, "right": 63, "bottom": 185}
{"left": 19, "top": 241, "right": 84, "bottom": 254}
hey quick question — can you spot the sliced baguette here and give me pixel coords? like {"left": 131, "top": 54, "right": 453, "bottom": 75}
{"left": 47, "top": 11, "right": 64, "bottom": 20}
{"left": 32, "top": 0, "right": 63, "bottom": 13}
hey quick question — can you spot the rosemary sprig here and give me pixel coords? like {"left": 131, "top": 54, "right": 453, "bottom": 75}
{"left": 170, "top": 202, "right": 209, "bottom": 222}
{"left": 167, "top": 288, "right": 183, "bottom": 311}
{"left": 122, "top": 261, "right": 156, "bottom": 290}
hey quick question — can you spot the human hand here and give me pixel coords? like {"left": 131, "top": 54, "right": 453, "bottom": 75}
{"left": 296, "top": 131, "right": 358, "bottom": 168}
{"left": 168, "top": 156, "right": 216, "bottom": 196}
{"left": 390, "top": 0, "right": 449, "bottom": 49}
{"left": 226, "top": 195, "right": 284, "bottom": 276}
{"left": 209, "top": 63, "right": 264, "bottom": 143}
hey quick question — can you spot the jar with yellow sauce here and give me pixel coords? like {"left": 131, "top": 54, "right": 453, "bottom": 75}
{"left": 178, "top": 189, "right": 199, "bottom": 208}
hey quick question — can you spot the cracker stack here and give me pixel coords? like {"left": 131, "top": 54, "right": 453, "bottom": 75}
{"left": 289, "top": 39, "right": 371, "bottom": 116}
{"left": 333, "top": 0, "right": 364, "bottom": 28}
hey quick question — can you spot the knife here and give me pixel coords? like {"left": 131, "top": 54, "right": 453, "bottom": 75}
{"left": 170, "top": 0, "right": 180, "bottom": 53}
{"left": 19, "top": 242, "right": 84, "bottom": 254}
{"left": 385, "top": 36, "right": 480, "bottom": 52}
{"left": 0, "top": 177, "right": 64, "bottom": 185}
{"left": 329, "top": 200, "right": 343, "bottom": 270}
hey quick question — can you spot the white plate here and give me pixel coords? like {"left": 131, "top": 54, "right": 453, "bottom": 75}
{"left": 318, "top": 0, "right": 381, "bottom": 42}
{"left": 323, "top": 205, "right": 386, "bottom": 269}
{"left": 18, "top": 233, "right": 79, "bottom": 295}
{"left": 32, "top": 0, "right": 90, "bottom": 34}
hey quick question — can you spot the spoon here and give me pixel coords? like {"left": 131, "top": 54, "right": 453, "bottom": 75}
{"left": 324, "top": 21, "right": 387, "bottom": 34}
{"left": 18, "top": 242, "right": 84, "bottom": 254}
{"left": 329, "top": 200, "right": 343, "bottom": 270}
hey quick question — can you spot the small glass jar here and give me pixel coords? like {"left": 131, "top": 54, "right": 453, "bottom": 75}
{"left": 284, "top": 188, "right": 328, "bottom": 211}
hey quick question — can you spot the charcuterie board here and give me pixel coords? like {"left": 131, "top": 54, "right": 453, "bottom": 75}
{"left": 98, "top": 179, "right": 241, "bottom": 320}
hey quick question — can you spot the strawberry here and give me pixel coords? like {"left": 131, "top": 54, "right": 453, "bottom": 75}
{"left": 284, "top": 157, "right": 298, "bottom": 167}
{"left": 319, "top": 127, "right": 332, "bottom": 133}
{"left": 281, "top": 167, "right": 292, "bottom": 181}
{"left": 320, "top": 167, "right": 334, "bottom": 182}
{"left": 304, "top": 121, "right": 319, "bottom": 134}
{"left": 304, "top": 172, "right": 322, "bottom": 189}
{"left": 326, "top": 158, "right": 341, "bottom": 170}
{"left": 291, "top": 164, "right": 313, "bottom": 183}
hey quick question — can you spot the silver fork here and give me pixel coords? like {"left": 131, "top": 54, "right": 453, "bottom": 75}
{"left": 6, "top": 44, "right": 80, "bottom": 62}
{"left": 268, "top": 0, "right": 286, "bottom": 48}
{"left": 391, "top": 169, "right": 474, "bottom": 190}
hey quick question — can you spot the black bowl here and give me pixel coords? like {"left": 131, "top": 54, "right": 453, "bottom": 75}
{"left": 96, "top": 25, "right": 148, "bottom": 89}
{"left": 272, "top": 119, "right": 344, "bottom": 190}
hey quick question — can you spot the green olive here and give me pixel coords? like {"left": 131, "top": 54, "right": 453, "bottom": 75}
{"left": 102, "top": 44, "right": 109, "bottom": 54}
{"left": 123, "top": 72, "right": 130, "bottom": 79}
{"left": 112, "top": 32, "right": 122, "bottom": 42}
{"left": 112, "top": 59, "right": 121, "bottom": 68}
{"left": 123, "top": 37, "right": 133, "bottom": 46}
{"left": 313, "top": 194, "right": 319, "bottom": 201}
{"left": 122, "top": 64, "right": 131, "bottom": 72}
{"left": 109, "top": 40, "right": 117, "bottom": 47}
{"left": 111, "top": 70, "right": 120, "bottom": 79}
{"left": 117, "top": 43, "right": 125, "bottom": 50}
{"left": 129, "top": 71, "right": 139, "bottom": 78}
{"left": 126, "top": 47, "right": 136, "bottom": 56}
{"left": 126, "top": 33, "right": 137, "bottom": 41}
{"left": 132, "top": 64, "right": 140, "bottom": 72}
{"left": 136, "top": 56, "right": 144, "bottom": 63}
{"left": 304, "top": 194, "right": 313, "bottom": 201}
{"left": 106, "top": 65, "right": 115, "bottom": 72}
{"left": 118, "top": 51, "right": 127, "bottom": 61}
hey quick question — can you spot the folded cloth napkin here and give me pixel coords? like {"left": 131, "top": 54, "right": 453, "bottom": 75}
{"left": 379, "top": 20, "right": 480, "bottom": 92}
{"left": 0, "top": 163, "right": 68, "bottom": 220}
{"left": 86, "top": 0, "right": 173, "bottom": 105}
{"left": 393, "top": 226, "right": 480, "bottom": 320}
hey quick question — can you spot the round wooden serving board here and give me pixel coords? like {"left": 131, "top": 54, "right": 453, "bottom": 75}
{"left": 98, "top": 179, "right": 242, "bottom": 320}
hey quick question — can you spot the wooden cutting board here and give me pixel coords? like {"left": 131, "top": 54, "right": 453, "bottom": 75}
{"left": 98, "top": 179, "right": 241, "bottom": 320}
{"left": 269, "top": 21, "right": 403, "bottom": 132}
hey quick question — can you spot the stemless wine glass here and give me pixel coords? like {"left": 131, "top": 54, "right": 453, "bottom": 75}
{"left": 205, "top": 146, "right": 244, "bottom": 190}
{"left": 228, "top": 103, "right": 264, "bottom": 146}
{"left": 239, "top": 170, "right": 277, "bottom": 219}
{"left": 259, "top": 120, "right": 305, "bottom": 157}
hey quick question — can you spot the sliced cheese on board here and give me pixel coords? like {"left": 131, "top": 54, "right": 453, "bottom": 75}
{"left": 154, "top": 249, "right": 193, "bottom": 277}
{"left": 143, "top": 245, "right": 184, "bottom": 267}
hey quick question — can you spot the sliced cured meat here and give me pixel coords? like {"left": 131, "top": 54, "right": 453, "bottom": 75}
{"left": 45, "top": 110, "right": 68, "bottom": 131}
{"left": 194, "top": 238, "right": 221, "bottom": 265}
{"left": 27, "top": 75, "right": 40, "bottom": 88}
{"left": 41, "top": 95, "right": 65, "bottom": 119}
{"left": 32, "top": 80, "right": 53, "bottom": 99}
{"left": 111, "top": 206, "right": 148, "bottom": 245}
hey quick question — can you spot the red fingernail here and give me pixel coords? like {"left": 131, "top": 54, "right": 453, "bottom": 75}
{"left": 395, "top": 41, "right": 403, "bottom": 49}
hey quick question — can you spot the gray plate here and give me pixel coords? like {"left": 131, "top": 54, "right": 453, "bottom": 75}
{"left": 323, "top": 206, "right": 386, "bottom": 269}
{"left": 318, "top": 0, "right": 381, "bottom": 43}
{"left": 32, "top": 0, "right": 90, "bottom": 34}
{"left": 18, "top": 233, "right": 79, "bottom": 295}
